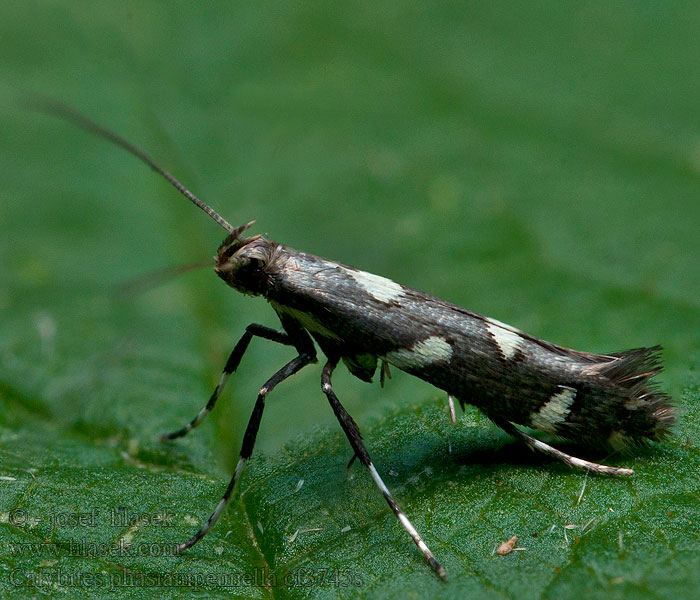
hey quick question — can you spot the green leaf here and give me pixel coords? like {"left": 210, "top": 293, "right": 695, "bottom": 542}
{"left": 2, "top": 1, "right": 700, "bottom": 598}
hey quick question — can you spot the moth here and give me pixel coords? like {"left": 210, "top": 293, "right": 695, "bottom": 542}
{"left": 34, "top": 99, "right": 674, "bottom": 579}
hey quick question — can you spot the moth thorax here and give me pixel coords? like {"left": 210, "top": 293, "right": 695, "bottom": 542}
{"left": 214, "top": 237, "right": 275, "bottom": 296}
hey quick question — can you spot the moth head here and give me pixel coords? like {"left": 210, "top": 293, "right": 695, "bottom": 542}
{"left": 215, "top": 221, "right": 273, "bottom": 296}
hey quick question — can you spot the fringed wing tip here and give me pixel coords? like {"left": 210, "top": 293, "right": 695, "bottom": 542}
{"left": 600, "top": 345, "right": 675, "bottom": 445}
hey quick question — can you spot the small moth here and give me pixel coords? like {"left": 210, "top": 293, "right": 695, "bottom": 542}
{"left": 34, "top": 100, "right": 674, "bottom": 579}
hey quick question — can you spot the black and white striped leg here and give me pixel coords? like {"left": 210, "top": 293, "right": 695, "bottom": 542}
{"left": 321, "top": 359, "right": 447, "bottom": 580}
{"left": 175, "top": 351, "right": 316, "bottom": 553}
{"left": 495, "top": 419, "right": 634, "bottom": 477}
{"left": 160, "top": 324, "right": 294, "bottom": 441}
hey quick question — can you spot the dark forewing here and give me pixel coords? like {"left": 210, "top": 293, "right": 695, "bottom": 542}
{"left": 264, "top": 245, "right": 673, "bottom": 448}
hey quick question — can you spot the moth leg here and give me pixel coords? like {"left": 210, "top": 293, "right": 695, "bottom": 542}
{"left": 344, "top": 454, "right": 357, "bottom": 473}
{"left": 447, "top": 395, "right": 457, "bottom": 424}
{"left": 175, "top": 350, "right": 315, "bottom": 553}
{"left": 495, "top": 419, "right": 634, "bottom": 477}
{"left": 161, "top": 324, "right": 294, "bottom": 441}
{"left": 321, "top": 359, "right": 447, "bottom": 580}
{"left": 379, "top": 360, "right": 392, "bottom": 388}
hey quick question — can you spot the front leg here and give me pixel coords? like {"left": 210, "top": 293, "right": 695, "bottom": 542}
{"left": 321, "top": 358, "right": 447, "bottom": 580}
{"left": 160, "top": 323, "right": 295, "bottom": 441}
{"left": 176, "top": 347, "right": 316, "bottom": 552}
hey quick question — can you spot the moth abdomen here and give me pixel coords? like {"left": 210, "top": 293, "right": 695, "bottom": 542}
{"left": 517, "top": 345, "right": 674, "bottom": 450}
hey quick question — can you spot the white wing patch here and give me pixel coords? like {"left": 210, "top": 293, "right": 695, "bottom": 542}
{"left": 345, "top": 268, "right": 404, "bottom": 303}
{"left": 271, "top": 302, "right": 342, "bottom": 340}
{"left": 486, "top": 319, "right": 523, "bottom": 360}
{"left": 384, "top": 336, "right": 453, "bottom": 369}
{"left": 530, "top": 386, "right": 577, "bottom": 433}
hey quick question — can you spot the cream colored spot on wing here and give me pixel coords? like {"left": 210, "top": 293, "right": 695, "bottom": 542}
{"left": 486, "top": 319, "right": 522, "bottom": 360}
{"left": 346, "top": 269, "right": 404, "bottom": 303}
{"left": 530, "top": 386, "right": 577, "bottom": 433}
{"left": 384, "top": 336, "right": 453, "bottom": 369}
{"left": 271, "top": 302, "right": 342, "bottom": 340}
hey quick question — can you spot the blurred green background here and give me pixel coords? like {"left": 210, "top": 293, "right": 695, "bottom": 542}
{"left": 1, "top": 2, "right": 700, "bottom": 598}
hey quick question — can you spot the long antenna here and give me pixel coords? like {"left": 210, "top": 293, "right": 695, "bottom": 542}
{"left": 116, "top": 260, "right": 213, "bottom": 298}
{"left": 26, "top": 96, "right": 236, "bottom": 233}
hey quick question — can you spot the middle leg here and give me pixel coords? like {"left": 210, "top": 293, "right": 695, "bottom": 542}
{"left": 175, "top": 350, "right": 316, "bottom": 553}
{"left": 321, "top": 358, "right": 446, "bottom": 579}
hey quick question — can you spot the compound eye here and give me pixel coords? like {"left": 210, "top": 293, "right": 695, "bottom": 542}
{"left": 246, "top": 257, "right": 262, "bottom": 270}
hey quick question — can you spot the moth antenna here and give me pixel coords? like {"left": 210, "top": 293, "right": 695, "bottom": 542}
{"left": 25, "top": 95, "right": 237, "bottom": 233}
{"left": 116, "top": 260, "right": 213, "bottom": 298}
{"left": 217, "top": 220, "right": 258, "bottom": 253}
